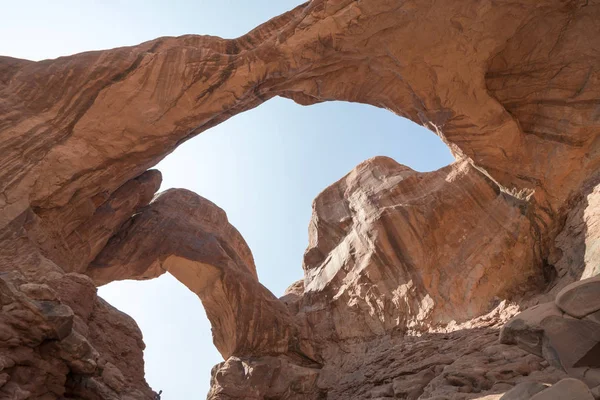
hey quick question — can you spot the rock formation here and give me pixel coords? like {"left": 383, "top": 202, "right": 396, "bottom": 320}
{"left": 87, "top": 189, "right": 316, "bottom": 362}
{"left": 1, "top": 0, "right": 599, "bottom": 399}
{"left": 501, "top": 276, "right": 600, "bottom": 388}
{"left": 298, "top": 157, "right": 539, "bottom": 340}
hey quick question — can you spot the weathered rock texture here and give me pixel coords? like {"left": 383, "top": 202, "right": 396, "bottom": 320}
{"left": 501, "top": 276, "right": 600, "bottom": 388}
{"left": 1, "top": 0, "right": 600, "bottom": 398}
{"left": 299, "top": 157, "right": 539, "bottom": 341}
{"left": 209, "top": 304, "right": 567, "bottom": 400}
{"left": 0, "top": 269, "right": 152, "bottom": 399}
{"left": 87, "top": 189, "right": 315, "bottom": 362}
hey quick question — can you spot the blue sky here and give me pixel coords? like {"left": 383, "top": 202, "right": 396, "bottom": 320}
{"left": 2, "top": 1, "right": 453, "bottom": 398}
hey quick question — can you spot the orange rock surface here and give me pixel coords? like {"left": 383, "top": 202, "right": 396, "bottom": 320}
{"left": 1, "top": 0, "right": 599, "bottom": 398}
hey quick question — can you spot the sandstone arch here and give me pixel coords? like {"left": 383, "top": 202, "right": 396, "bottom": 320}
{"left": 1, "top": 0, "right": 600, "bottom": 398}
{"left": 87, "top": 188, "right": 314, "bottom": 361}
{"left": 2, "top": 0, "right": 598, "bottom": 236}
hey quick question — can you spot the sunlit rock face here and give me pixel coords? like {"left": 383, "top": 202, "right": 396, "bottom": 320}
{"left": 1, "top": 0, "right": 600, "bottom": 398}
{"left": 299, "top": 157, "right": 540, "bottom": 340}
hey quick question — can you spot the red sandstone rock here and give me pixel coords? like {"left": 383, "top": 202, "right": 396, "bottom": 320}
{"left": 299, "top": 157, "right": 540, "bottom": 340}
{"left": 530, "top": 378, "right": 595, "bottom": 400}
{"left": 555, "top": 275, "right": 600, "bottom": 318}
{"left": 501, "top": 276, "right": 600, "bottom": 389}
{"left": 87, "top": 189, "right": 314, "bottom": 361}
{"left": 0, "top": 0, "right": 599, "bottom": 398}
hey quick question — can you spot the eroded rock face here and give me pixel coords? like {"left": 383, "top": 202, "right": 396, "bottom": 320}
{"left": 299, "top": 157, "right": 540, "bottom": 340}
{"left": 0, "top": 271, "right": 154, "bottom": 399}
{"left": 1, "top": 0, "right": 600, "bottom": 398}
{"left": 533, "top": 176, "right": 600, "bottom": 303}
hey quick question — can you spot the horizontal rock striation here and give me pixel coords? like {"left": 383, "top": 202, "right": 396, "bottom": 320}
{"left": 1, "top": 0, "right": 598, "bottom": 232}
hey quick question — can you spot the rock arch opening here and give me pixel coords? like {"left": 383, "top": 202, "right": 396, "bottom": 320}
{"left": 152, "top": 98, "right": 455, "bottom": 296}
{"left": 98, "top": 275, "right": 220, "bottom": 400}
{"left": 94, "top": 97, "right": 454, "bottom": 397}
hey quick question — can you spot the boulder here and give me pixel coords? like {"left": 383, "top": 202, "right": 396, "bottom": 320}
{"left": 500, "top": 382, "right": 548, "bottom": 400}
{"left": 530, "top": 378, "right": 594, "bottom": 400}
{"left": 556, "top": 276, "right": 600, "bottom": 318}
{"left": 501, "top": 300, "right": 600, "bottom": 374}
{"left": 499, "top": 303, "right": 563, "bottom": 358}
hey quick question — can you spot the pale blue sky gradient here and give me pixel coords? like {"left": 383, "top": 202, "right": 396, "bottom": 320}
{"left": 2, "top": 2, "right": 454, "bottom": 398}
